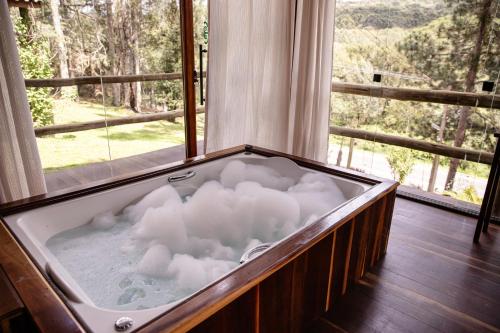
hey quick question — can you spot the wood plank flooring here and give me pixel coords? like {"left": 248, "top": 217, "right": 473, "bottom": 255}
{"left": 44, "top": 142, "right": 203, "bottom": 192}
{"left": 313, "top": 198, "right": 500, "bottom": 333}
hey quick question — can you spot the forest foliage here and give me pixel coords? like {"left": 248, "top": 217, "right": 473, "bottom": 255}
{"left": 10, "top": 0, "right": 207, "bottom": 116}
{"left": 332, "top": 0, "right": 498, "bottom": 184}
{"left": 13, "top": 16, "right": 54, "bottom": 126}
{"left": 9, "top": 0, "right": 499, "bottom": 193}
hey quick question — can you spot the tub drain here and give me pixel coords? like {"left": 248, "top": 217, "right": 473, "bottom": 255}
{"left": 115, "top": 317, "right": 133, "bottom": 331}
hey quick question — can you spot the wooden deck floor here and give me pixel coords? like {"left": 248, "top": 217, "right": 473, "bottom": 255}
{"left": 44, "top": 143, "right": 203, "bottom": 192}
{"left": 312, "top": 198, "right": 500, "bottom": 333}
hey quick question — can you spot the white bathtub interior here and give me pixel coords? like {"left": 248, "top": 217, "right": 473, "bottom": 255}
{"left": 4, "top": 153, "right": 371, "bottom": 333}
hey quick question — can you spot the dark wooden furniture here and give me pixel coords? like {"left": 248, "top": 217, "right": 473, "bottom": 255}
{"left": 0, "top": 145, "right": 397, "bottom": 332}
{"left": 474, "top": 132, "right": 500, "bottom": 243}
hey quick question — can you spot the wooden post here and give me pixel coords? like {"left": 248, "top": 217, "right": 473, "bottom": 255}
{"left": 336, "top": 137, "right": 344, "bottom": 166}
{"left": 427, "top": 105, "right": 448, "bottom": 192}
{"left": 180, "top": 0, "right": 197, "bottom": 158}
{"left": 347, "top": 138, "right": 355, "bottom": 169}
{"left": 492, "top": 184, "right": 500, "bottom": 220}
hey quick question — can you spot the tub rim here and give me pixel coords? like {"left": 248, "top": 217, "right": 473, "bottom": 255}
{"left": 0, "top": 144, "right": 398, "bottom": 333}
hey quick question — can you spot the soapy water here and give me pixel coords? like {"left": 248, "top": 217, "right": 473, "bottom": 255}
{"left": 46, "top": 160, "right": 347, "bottom": 311}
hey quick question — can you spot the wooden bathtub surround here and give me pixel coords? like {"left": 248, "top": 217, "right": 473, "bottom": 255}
{"left": 0, "top": 265, "right": 24, "bottom": 332}
{"left": 186, "top": 191, "right": 396, "bottom": 333}
{"left": 0, "top": 219, "right": 83, "bottom": 333}
{"left": 0, "top": 145, "right": 397, "bottom": 333}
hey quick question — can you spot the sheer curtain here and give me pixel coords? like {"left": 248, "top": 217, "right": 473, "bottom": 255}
{"left": 205, "top": 0, "right": 336, "bottom": 162}
{"left": 0, "top": 0, "right": 47, "bottom": 203}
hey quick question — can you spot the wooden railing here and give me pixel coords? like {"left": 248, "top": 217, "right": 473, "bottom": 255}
{"left": 331, "top": 82, "right": 500, "bottom": 109}
{"left": 329, "top": 126, "right": 493, "bottom": 165}
{"left": 25, "top": 72, "right": 193, "bottom": 87}
{"left": 34, "top": 107, "right": 205, "bottom": 137}
{"left": 29, "top": 74, "right": 499, "bottom": 166}
{"left": 26, "top": 74, "right": 500, "bottom": 109}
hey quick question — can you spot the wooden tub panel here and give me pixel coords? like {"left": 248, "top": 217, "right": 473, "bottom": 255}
{"left": 330, "top": 220, "right": 354, "bottom": 304}
{"left": 188, "top": 287, "right": 258, "bottom": 333}
{"left": 257, "top": 233, "right": 334, "bottom": 333}
{"left": 188, "top": 191, "right": 396, "bottom": 333}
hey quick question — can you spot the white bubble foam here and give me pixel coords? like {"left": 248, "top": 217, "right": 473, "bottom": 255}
{"left": 183, "top": 181, "right": 248, "bottom": 246}
{"left": 137, "top": 244, "right": 171, "bottom": 277}
{"left": 124, "top": 184, "right": 181, "bottom": 221}
{"left": 133, "top": 201, "right": 187, "bottom": 253}
{"left": 235, "top": 181, "right": 301, "bottom": 242}
{"left": 47, "top": 159, "right": 350, "bottom": 311}
{"left": 90, "top": 211, "right": 117, "bottom": 230}
{"left": 167, "top": 254, "right": 237, "bottom": 292}
{"left": 288, "top": 173, "right": 347, "bottom": 221}
{"left": 220, "top": 160, "right": 295, "bottom": 190}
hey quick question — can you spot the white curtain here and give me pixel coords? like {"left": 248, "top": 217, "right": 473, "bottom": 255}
{"left": 0, "top": 0, "right": 47, "bottom": 203}
{"left": 205, "top": 0, "right": 336, "bottom": 162}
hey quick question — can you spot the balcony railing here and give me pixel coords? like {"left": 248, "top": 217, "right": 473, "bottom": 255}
{"left": 30, "top": 74, "right": 499, "bottom": 165}
{"left": 27, "top": 72, "right": 500, "bottom": 213}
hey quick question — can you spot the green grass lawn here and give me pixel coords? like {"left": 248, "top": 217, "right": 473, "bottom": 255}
{"left": 37, "top": 99, "right": 204, "bottom": 172}
{"left": 39, "top": 98, "right": 489, "bottom": 187}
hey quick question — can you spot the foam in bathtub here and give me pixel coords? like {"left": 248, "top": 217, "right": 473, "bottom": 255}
{"left": 167, "top": 254, "right": 237, "bottom": 292}
{"left": 288, "top": 173, "right": 348, "bottom": 221}
{"left": 133, "top": 202, "right": 187, "bottom": 253}
{"left": 220, "top": 160, "right": 295, "bottom": 190}
{"left": 46, "top": 159, "right": 348, "bottom": 311}
{"left": 137, "top": 244, "right": 171, "bottom": 277}
{"left": 124, "top": 183, "right": 182, "bottom": 221}
{"left": 90, "top": 211, "right": 117, "bottom": 230}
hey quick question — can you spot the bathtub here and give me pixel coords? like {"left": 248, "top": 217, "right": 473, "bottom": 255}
{"left": 0, "top": 145, "right": 398, "bottom": 333}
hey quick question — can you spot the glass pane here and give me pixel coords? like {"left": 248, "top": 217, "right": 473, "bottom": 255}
{"left": 329, "top": 0, "right": 499, "bottom": 206}
{"left": 193, "top": 0, "right": 208, "bottom": 146}
{"left": 10, "top": 0, "right": 189, "bottom": 192}
{"left": 102, "top": 0, "right": 187, "bottom": 166}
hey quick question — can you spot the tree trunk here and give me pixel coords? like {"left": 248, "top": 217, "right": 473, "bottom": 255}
{"left": 445, "top": 0, "right": 493, "bottom": 191}
{"left": 118, "top": 0, "right": 130, "bottom": 107}
{"left": 19, "top": 8, "right": 32, "bottom": 38}
{"left": 49, "top": 0, "right": 73, "bottom": 97}
{"left": 106, "top": 0, "right": 121, "bottom": 106}
{"left": 428, "top": 104, "right": 448, "bottom": 192}
{"left": 129, "top": 0, "right": 142, "bottom": 112}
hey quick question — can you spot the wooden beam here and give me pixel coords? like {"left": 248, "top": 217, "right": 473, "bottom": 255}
{"left": 34, "top": 108, "right": 204, "bottom": 137}
{"left": 332, "top": 82, "right": 500, "bottom": 109}
{"left": 24, "top": 73, "right": 183, "bottom": 87}
{"left": 7, "top": 0, "right": 41, "bottom": 8}
{"left": 180, "top": 0, "right": 198, "bottom": 158}
{"left": 25, "top": 78, "right": 499, "bottom": 111}
{"left": 329, "top": 125, "right": 494, "bottom": 164}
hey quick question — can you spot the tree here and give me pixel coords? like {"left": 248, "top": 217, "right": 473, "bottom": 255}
{"left": 398, "top": 0, "right": 497, "bottom": 191}
{"left": 13, "top": 14, "right": 54, "bottom": 126}
{"left": 106, "top": 0, "right": 121, "bottom": 106}
{"left": 386, "top": 147, "right": 417, "bottom": 183}
{"left": 130, "top": 0, "right": 142, "bottom": 112}
{"left": 49, "top": 0, "right": 73, "bottom": 97}
{"left": 444, "top": 0, "right": 494, "bottom": 190}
